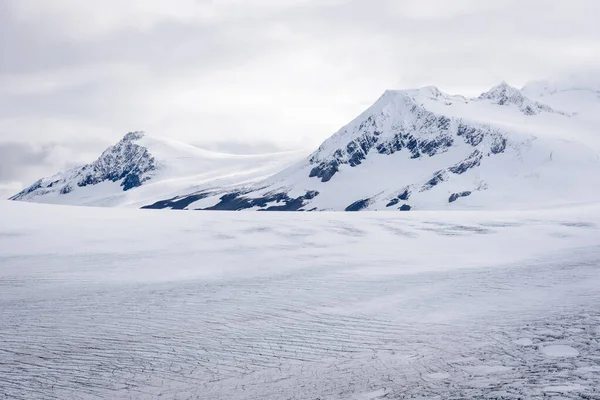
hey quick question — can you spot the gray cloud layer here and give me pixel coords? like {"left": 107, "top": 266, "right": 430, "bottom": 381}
{"left": 1, "top": 0, "right": 599, "bottom": 193}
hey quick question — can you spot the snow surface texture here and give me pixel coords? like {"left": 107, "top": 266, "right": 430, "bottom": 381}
{"left": 11, "top": 74, "right": 600, "bottom": 211}
{"left": 1, "top": 201, "right": 600, "bottom": 399}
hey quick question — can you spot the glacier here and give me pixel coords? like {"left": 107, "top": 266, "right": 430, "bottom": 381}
{"left": 1, "top": 200, "right": 600, "bottom": 399}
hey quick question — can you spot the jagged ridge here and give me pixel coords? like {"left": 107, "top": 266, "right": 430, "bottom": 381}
{"left": 308, "top": 90, "right": 508, "bottom": 183}
{"left": 10, "top": 131, "right": 157, "bottom": 201}
{"left": 478, "top": 82, "right": 567, "bottom": 116}
{"left": 11, "top": 78, "right": 593, "bottom": 212}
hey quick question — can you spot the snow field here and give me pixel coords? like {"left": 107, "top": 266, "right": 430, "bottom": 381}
{"left": 1, "top": 201, "right": 600, "bottom": 399}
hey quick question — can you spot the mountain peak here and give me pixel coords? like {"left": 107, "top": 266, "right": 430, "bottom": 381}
{"left": 122, "top": 131, "right": 146, "bottom": 142}
{"left": 477, "top": 81, "right": 565, "bottom": 116}
{"left": 11, "top": 75, "right": 598, "bottom": 211}
{"left": 305, "top": 85, "right": 508, "bottom": 183}
{"left": 10, "top": 131, "right": 158, "bottom": 201}
{"left": 478, "top": 81, "right": 523, "bottom": 104}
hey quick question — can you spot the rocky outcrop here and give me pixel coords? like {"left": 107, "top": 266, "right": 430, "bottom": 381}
{"left": 10, "top": 132, "right": 157, "bottom": 201}
{"left": 449, "top": 191, "right": 472, "bottom": 203}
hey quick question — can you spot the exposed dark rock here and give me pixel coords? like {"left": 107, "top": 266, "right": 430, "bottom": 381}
{"left": 358, "top": 115, "right": 376, "bottom": 131}
{"left": 398, "top": 189, "right": 411, "bottom": 201}
{"left": 205, "top": 192, "right": 263, "bottom": 211}
{"left": 22, "top": 180, "right": 42, "bottom": 195}
{"left": 309, "top": 156, "right": 340, "bottom": 182}
{"left": 491, "top": 137, "right": 507, "bottom": 154}
{"left": 122, "top": 131, "right": 145, "bottom": 141}
{"left": 121, "top": 174, "right": 142, "bottom": 191}
{"left": 263, "top": 191, "right": 319, "bottom": 211}
{"left": 309, "top": 164, "right": 337, "bottom": 183}
{"left": 449, "top": 191, "right": 472, "bottom": 203}
{"left": 386, "top": 198, "right": 400, "bottom": 207}
{"left": 303, "top": 191, "right": 319, "bottom": 200}
{"left": 309, "top": 132, "right": 379, "bottom": 182}
{"left": 437, "top": 116, "right": 451, "bottom": 130}
{"left": 376, "top": 133, "right": 404, "bottom": 154}
{"left": 9, "top": 180, "right": 43, "bottom": 200}
{"left": 59, "top": 185, "right": 72, "bottom": 195}
{"left": 421, "top": 136, "right": 454, "bottom": 156}
{"left": 406, "top": 137, "right": 418, "bottom": 152}
{"left": 142, "top": 192, "right": 214, "bottom": 210}
{"left": 74, "top": 132, "right": 156, "bottom": 192}
{"left": 457, "top": 124, "right": 484, "bottom": 146}
{"left": 449, "top": 150, "right": 482, "bottom": 174}
{"left": 308, "top": 107, "right": 462, "bottom": 182}
{"left": 421, "top": 170, "right": 447, "bottom": 191}
{"left": 345, "top": 199, "right": 370, "bottom": 212}
{"left": 204, "top": 190, "right": 319, "bottom": 211}
{"left": 399, "top": 204, "right": 412, "bottom": 211}
{"left": 346, "top": 135, "right": 377, "bottom": 167}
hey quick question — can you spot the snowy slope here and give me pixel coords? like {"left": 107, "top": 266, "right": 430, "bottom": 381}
{"left": 523, "top": 71, "right": 600, "bottom": 146}
{"left": 9, "top": 131, "right": 304, "bottom": 208}
{"left": 11, "top": 74, "right": 600, "bottom": 211}
{"left": 2, "top": 200, "right": 600, "bottom": 399}
{"left": 146, "top": 78, "right": 600, "bottom": 211}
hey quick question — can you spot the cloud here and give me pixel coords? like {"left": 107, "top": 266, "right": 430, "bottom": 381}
{"left": 0, "top": 137, "right": 107, "bottom": 194}
{"left": 0, "top": 0, "right": 599, "bottom": 189}
{"left": 7, "top": 0, "right": 217, "bottom": 38}
{"left": 0, "top": 142, "right": 52, "bottom": 181}
{"left": 0, "top": 142, "right": 65, "bottom": 197}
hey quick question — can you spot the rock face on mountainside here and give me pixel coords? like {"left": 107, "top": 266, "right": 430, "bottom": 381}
{"left": 143, "top": 79, "right": 599, "bottom": 211}
{"left": 11, "top": 76, "right": 600, "bottom": 211}
{"left": 9, "top": 131, "right": 304, "bottom": 207}
{"left": 306, "top": 88, "right": 508, "bottom": 186}
{"left": 10, "top": 132, "right": 157, "bottom": 201}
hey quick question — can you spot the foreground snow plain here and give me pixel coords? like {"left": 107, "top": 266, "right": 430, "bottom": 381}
{"left": 1, "top": 201, "right": 600, "bottom": 399}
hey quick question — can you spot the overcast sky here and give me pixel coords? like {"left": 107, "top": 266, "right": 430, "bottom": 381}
{"left": 1, "top": 0, "right": 600, "bottom": 196}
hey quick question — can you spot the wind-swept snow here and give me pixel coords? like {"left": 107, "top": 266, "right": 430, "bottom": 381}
{"left": 1, "top": 201, "right": 600, "bottom": 399}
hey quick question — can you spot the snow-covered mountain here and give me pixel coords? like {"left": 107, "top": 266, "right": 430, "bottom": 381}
{"left": 11, "top": 74, "right": 600, "bottom": 211}
{"left": 10, "top": 132, "right": 304, "bottom": 208}
{"left": 142, "top": 77, "right": 600, "bottom": 211}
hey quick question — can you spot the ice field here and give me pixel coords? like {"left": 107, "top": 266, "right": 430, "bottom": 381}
{"left": 1, "top": 201, "right": 600, "bottom": 399}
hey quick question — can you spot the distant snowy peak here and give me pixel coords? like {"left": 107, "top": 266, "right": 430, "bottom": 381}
{"left": 310, "top": 82, "right": 560, "bottom": 166}
{"left": 306, "top": 81, "right": 567, "bottom": 184}
{"left": 10, "top": 131, "right": 157, "bottom": 201}
{"left": 80, "top": 131, "right": 157, "bottom": 190}
{"left": 307, "top": 87, "right": 507, "bottom": 183}
{"left": 476, "top": 82, "right": 567, "bottom": 116}
{"left": 13, "top": 74, "right": 600, "bottom": 211}
{"left": 141, "top": 79, "right": 596, "bottom": 212}
{"left": 10, "top": 133, "right": 306, "bottom": 207}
